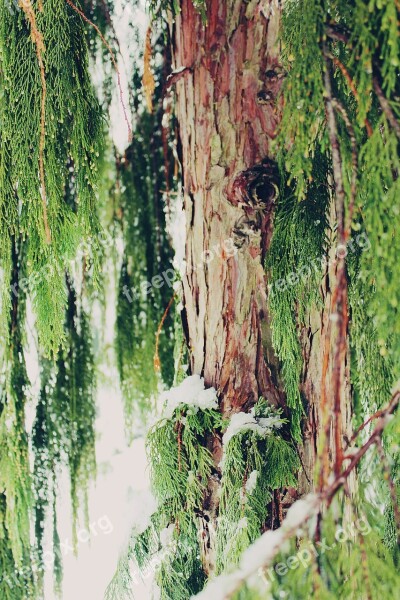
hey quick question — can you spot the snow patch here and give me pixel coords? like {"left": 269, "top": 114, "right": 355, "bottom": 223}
{"left": 245, "top": 470, "right": 258, "bottom": 495}
{"left": 165, "top": 184, "right": 186, "bottom": 277}
{"left": 160, "top": 375, "right": 218, "bottom": 420}
{"left": 159, "top": 524, "right": 175, "bottom": 549}
{"left": 222, "top": 410, "right": 285, "bottom": 448}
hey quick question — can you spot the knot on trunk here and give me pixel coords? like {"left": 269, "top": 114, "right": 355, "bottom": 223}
{"left": 229, "top": 159, "right": 280, "bottom": 249}
{"left": 228, "top": 158, "right": 280, "bottom": 209}
{"left": 257, "top": 66, "right": 286, "bottom": 106}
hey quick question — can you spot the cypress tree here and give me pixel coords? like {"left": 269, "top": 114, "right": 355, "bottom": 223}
{"left": 0, "top": 1, "right": 399, "bottom": 599}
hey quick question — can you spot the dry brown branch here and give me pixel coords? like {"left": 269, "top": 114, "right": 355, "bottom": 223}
{"left": 322, "top": 44, "right": 351, "bottom": 478}
{"left": 143, "top": 26, "right": 155, "bottom": 113}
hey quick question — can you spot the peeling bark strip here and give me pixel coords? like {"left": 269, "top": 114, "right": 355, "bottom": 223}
{"left": 172, "top": 0, "right": 284, "bottom": 417}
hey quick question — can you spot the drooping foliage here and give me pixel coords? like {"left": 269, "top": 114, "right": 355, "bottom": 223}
{"left": 0, "top": 240, "right": 36, "bottom": 599}
{"left": 262, "top": 0, "right": 400, "bottom": 596}
{"left": 33, "top": 279, "right": 96, "bottom": 580}
{"left": 0, "top": 0, "right": 104, "bottom": 355}
{"left": 0, "top": 0, "right": 107, "bottom": 596}
{"left": 216, "top": 400, "right": 300, "bottom": 574}
{"left": 266, "top": 157, "right": 330, "bottom": 439}
{"left": 105, "top": 392, "right": 301, "bottom": 600}
{"left": 114, "top": 26, "right": 176, "bottom": 430}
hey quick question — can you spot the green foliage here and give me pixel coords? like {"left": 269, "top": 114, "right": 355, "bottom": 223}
{"left": 115, "top": 30, "right": 176, "bottom": 431}
{"left": 276, "top": 0, "right": 400, "bottom": 409}
{"left": 107, "top": 397, "right": 300, "bottom": 598}
{"left": 355, "top": 118, "right": 400, "bottom": 370}
{"left": 277, "top": 0, "right": 326, "bottom": 201}
{"left": 264, "top": 504, "right": 400, "bottom": 600}
{"left": 217, "top": 399, "right": 300, "bottom": 573}
{"left": 147, "top": 403, "right": 224, "bottom": 521}
{"left": 347, "top": 253, "right": 393, "bottom": 418}
{"left": 266, "top": 165, "right": 329, "bottom": 439}
{"left": 0, "top": 0, "right": 103, "bottom": 356}
{"left": 107, "top": 400, "right": 224, "bottom": 599}
{"left": 33, "top": 281, "right": 97, "bottom": 560}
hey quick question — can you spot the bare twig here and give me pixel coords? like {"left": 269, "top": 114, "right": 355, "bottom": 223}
{"left": 372, "top": 74, "right": 400, "bottom": 140}
{"left": 322, "top": 44, "right": 348, "bottom": 477}
{"left": 331, "top": 98, "right": 358, "bottom": 236}
{"left": 154, "top": 292, "right": 177, "bottom": 373}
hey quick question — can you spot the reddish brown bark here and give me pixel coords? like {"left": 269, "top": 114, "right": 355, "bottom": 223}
{"left": 172, "top": 0, "right": 284, "bottom": 419}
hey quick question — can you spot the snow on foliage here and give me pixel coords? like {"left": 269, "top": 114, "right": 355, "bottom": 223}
{"left": 222, "top": 409, "right": 285, "bottom": 447}
{"left": 160, "top": 374, "right": 219, "bottom": 419}
{"left": 245, "top": 470, "right": 258, "bottom": 495}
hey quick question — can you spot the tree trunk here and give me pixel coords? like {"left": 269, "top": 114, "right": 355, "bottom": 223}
{"left": 173, "top": 0, "right": 283, "bottom": 414}
{"left": 171, "top": 0, "right": 353, "bottom": 574}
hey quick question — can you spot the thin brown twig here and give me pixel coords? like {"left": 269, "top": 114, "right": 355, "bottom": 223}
{"left": 350, "top": 406, "right": 388, "bottom": 444}
{"left": 323, "top": 44, "right": 349, "bottom": 478}
{"left": 319, "top": 284, "right": 336, "bottom": 490}
{"left": 327, "top": 53, "right": 373, "bottom": 137}
{"left": 372, "top": 74, "right": 400, "bottom": 140}
{"left": 65, "top": 0, "right": 132, "bottom": 142}
{"left": 154, "top": 292, "right": 177, "bottom": 373}
{"left": 326, "top": 390, "right": 400, "bottom": 499}
{"left": 19, "top": 0, "right": 51, "bottom": 244}
{"left": 331, "top": 99, "right": 358, "bottom": 238}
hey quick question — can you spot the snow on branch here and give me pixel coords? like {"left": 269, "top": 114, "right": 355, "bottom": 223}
{"left": 160, "top": 374, "right": 218, "bottom": 420}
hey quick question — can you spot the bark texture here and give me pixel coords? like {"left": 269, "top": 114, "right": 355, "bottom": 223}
{"left": 173, "top": 0, "right": 283, "bottom": 418}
